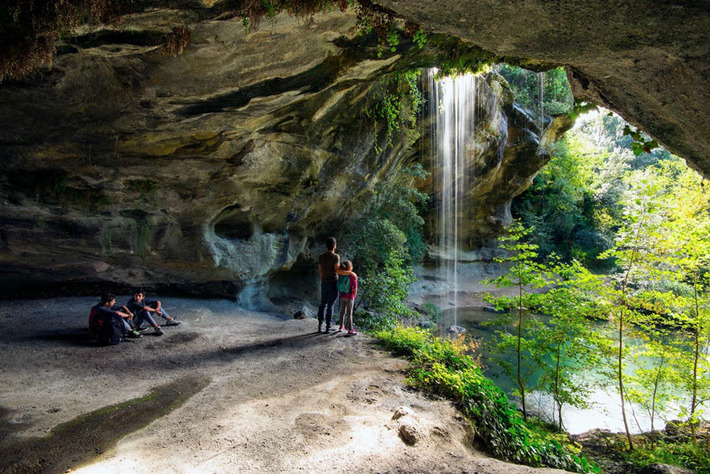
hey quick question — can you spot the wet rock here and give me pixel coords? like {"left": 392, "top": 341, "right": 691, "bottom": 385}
{"left": 0, "top": 11, "right": 559, "bottom": 297}
{"left": 293, "top": 310, "right": 307, "bottom": 320}
{"left": 447, "top": 325, "right": 467, "bottom": 336}
{"left": 376, "top": 0, "right": 710, "bottom": 179}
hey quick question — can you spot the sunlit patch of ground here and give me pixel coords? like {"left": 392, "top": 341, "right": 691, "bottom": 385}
{"left": 0, "top": 297, "right": 569, "bottom": 473}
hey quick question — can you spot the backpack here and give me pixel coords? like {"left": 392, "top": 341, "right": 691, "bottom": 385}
{"left": 89, "top": 307, "right": 122, "bottom": 346}
{"left": 103, "top": 316, "right": 123, "bottom": 346}
{"left": 88, "top": 307, "right": 103, "bottom": 335}
{"left": 337, "top": 274, "right": 350, "bottom": 294}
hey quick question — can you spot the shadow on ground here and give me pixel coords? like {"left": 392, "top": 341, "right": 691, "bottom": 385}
{"left": 0, "top": 375, "right": 210, "bottom": 474}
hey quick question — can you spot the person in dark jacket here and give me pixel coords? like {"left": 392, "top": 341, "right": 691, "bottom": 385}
{"left": 91, "top": 293, "right": 143, "bottom": 339}
{"left": 126, "top": 289, "right": 180, "bottom": 336}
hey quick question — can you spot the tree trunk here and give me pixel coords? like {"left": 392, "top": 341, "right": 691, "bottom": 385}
{"left": 690, "top": 269, "right": 701, "bottom": 441}
{"left": 618, "top": 307, "right": 634, "bottom": 450}
{"left": 518, "top": 277, "right": 526, "bottom": 420}
{"left": 555, "top": 342, "right": 562, "bottom": 430}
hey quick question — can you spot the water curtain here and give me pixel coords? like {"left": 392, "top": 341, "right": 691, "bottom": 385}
{"left": 427, "top": 69, "right": 479, "bottom": 326}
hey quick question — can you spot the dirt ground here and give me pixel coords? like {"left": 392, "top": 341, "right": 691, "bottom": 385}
{"left": 0, "top": 296, "right": 569, "bottom": 473}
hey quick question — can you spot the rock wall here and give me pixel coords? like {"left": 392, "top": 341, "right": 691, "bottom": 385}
{"left": 0, "top": 10, "right": 554, "bottom": 298}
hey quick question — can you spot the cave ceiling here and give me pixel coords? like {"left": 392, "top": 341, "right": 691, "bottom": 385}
{"left": 372, "top": 0, "right": 710, "bottom": 177}
{"left": 0, "top": 1, "right": 709, "bottom": 296}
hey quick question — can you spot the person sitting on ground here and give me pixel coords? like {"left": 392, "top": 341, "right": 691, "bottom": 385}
{"left": 336, "top": 260, "right": 358, "bottom": 336}
{"left": 91, "top": 293, "right": 143, "bottom": 340}
{"left": 126, "top": 290, "right": 180, "bottom": 336}
{"left": 122, "top": 297, "right": 164, "bottom": 337}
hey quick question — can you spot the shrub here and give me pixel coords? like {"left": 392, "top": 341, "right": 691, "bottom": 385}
{"left": 374, "top": 326, "right": 599, "bottom": 473}
{"left": 624, "top": 439, "right": 710, "bottom": 473}
{"left": 354, "top": 309, "right": 396, "bottom": 332}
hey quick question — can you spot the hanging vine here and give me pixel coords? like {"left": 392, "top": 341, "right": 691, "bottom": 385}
{"left": 365, "top": 69, "right": 424, "bottom": 154}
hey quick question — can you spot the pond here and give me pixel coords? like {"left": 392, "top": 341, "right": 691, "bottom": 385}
{"left": 438, "top": 306, "right": 686, "bottom": 435}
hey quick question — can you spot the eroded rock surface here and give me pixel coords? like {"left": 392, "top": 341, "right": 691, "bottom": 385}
{"left": 0, "top": 9, "right": 561, "bottom": 296}
{"left": 0, "top": 13, "right": 411, "bottom": 296}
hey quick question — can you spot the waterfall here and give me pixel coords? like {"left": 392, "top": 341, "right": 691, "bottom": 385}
{"left": 538, "top": 71, "right": 545, "bottom": 133}
{"left": 427, "top": 69, "right": 479, "bottom": 326}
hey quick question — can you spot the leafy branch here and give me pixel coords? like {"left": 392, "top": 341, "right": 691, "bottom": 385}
{"left": 623, "top": 125, "right": 659, "bottom": 156}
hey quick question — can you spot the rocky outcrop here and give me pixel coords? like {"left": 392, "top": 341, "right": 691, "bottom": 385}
{"left": 420, "top": 72, "right": 566, "bottom": 249}
{"left": 0, "top": 12, "right": 410, "bottom": 297}
{"left": 373, "top": 0, "right": 710, "bottom": 177}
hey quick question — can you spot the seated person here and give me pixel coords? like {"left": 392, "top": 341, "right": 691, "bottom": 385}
{"left": 126, "top": 290, "right": 180, "bottom": 335}
{"left": 91, "top": 293, "right": 143, "bottom": 340}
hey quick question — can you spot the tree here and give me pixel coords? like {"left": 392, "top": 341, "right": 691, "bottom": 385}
{"left": 655, "top": 160, "right": 710, "bottom": 439}
{"left": 535, "top": 260, "right": 605, "bottom": 430}
{"left": 484, "top": 222, "right": 552, "bottom": 420}
{"left": 342, "top": 164, "right": 428, "bottom": 322}
{"left": 598, "top": 171, "right": 669, "bottom": 450}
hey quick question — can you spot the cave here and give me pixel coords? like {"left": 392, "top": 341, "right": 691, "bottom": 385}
{"left": 1, "top": 2, "right": 709, "bottom": 472}
{"left": 213, "top": 205, "right": 255, "bottom": 241}
{"left": 0, "top": 2, "right": 707, "bottom": 296}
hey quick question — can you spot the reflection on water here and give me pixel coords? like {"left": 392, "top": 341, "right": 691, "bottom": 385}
{"left": 438, "top": 306, "right": 683, "bottom": 434}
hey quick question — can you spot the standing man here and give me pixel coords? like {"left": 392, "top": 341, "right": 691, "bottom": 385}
{"left": 317, "top": 237, "right": 353, "bottom": 333}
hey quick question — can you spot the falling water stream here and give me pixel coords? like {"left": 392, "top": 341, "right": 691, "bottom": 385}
{"left": 427, "top": 69, "right": 479, "bottom": 327}
{"left": 538, "top": 71, "right": 545, "bottom": 133}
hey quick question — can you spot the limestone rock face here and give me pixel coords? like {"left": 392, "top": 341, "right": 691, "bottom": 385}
{"left": 0, "top": 12, "right": 402, "bottom": 296}
{"left": 373, "top": 0, "right": 710, "bottom": 177}
{"left": 0, "top": 10, "right": 554, "bottom": 297}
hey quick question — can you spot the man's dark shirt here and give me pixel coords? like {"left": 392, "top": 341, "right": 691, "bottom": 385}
{"left": 319, "top": 251, "right": 339, "bottom": 282}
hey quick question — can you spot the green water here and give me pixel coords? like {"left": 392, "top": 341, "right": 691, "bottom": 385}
{"left": 438, "top": 306, "right": 687, "bottom": 434}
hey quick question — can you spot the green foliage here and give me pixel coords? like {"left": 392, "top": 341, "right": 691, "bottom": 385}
{"left": 483, "top": 221, "right": 553, "bottom": 420}
{"left": 352, "top": 221, "right": 415, "bottom": 317}
{"left": 512, "top": 109, "right": 674, "bottom": 268}
{"left": 342, "top": 164, "right": 428, "bottom": 320}
{"left": 534, "top": 261, "right": 607, "bottom": 430}
{"left": 354, "top": 309, "right": 396, "bottom": 332}
{"left": 428, "top": 36, "right": 495, "bottom": 77}
{"left": 419, "top": 301, "right": 442, "bottom": 323}
{"left": 497, "top": 64, "right": 574, "bottom": 116}
{"left": 568, "top": 101, "right": 598, "bottom": 121}
{"left": 366, "top": 70, "right": 424, "bottom": 154}
{"left": 580, "top": 157, "right": 710, "bottom": 449}
{"left": 623, "top": 124, "right": 659, "bottom": 157}
{"left": 412, "top": 28, "right": 427, "bottom": 49}
{"left": 512, "top": 139, "right": 613, "bottom": 267}
{"left": 623, "top": 439, "right": 710, "bottom": 473}
{"left": 637, "top": 159, "right": 710, "bottom": 435}
{"left": 374, "top": 326, "right": 598, "bottom": 473}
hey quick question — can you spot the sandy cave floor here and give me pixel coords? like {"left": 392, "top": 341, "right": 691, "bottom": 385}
{"left": 0, "top": 296, "right": 568, "bottom": 473}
